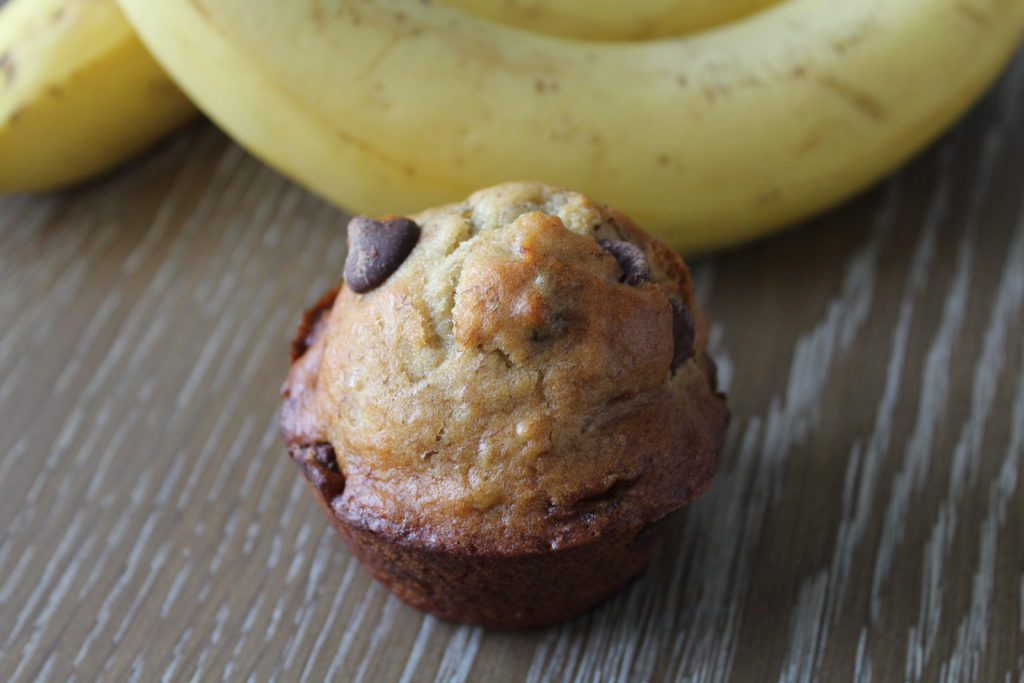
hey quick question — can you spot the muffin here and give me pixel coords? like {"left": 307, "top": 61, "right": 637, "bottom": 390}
{"left": 280, "top": 182, "right": 728, "bottom": 627}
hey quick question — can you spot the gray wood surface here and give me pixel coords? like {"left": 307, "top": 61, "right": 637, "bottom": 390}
{"left": 1, "top": 49, "right": 1022, "bottom": 683}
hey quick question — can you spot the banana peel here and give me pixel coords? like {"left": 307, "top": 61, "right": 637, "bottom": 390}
{"left": 0, "top": 0, "right": 197, "bottom": 192}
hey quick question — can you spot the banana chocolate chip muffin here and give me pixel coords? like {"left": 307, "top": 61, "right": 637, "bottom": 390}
{"left": 280, "top": 182, "right": 728, "bottom": 627}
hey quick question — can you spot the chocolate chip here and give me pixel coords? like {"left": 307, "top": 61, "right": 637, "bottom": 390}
{"left": 313, "top": 442, "right": 339, "bottom": 472}
{"left": 344, "top": 216, "right": 420, "bottom": 293}
{"left": 598, "top": 240, "right": 649, "bottom": 286}
{"left": 299, "top": 441, "right": 344, "bottom": 499}
{"left": 669, "top": 296, "right": 695, "bottom": 371}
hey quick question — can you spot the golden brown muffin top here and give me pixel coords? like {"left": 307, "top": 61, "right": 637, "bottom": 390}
{"left": 283, "top": 182, "right": 727, "bottom": 554}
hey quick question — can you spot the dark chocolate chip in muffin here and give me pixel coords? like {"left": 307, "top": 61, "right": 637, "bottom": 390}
{"left": 312, "top": 441, "right": 339, "bottom": 472}
{"left": 669, "top": 296, "right": 695, "bottom": 370}
{"left": 598, "top": 239, "right": 649, "bottom": 285}
{"left": 344, "top": 216, "right": 420, "bottom": 293}
{"left": 297, "top": 442, "right": 345, "bottom": 499}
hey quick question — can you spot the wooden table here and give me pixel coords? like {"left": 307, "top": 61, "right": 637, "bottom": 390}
{"left": 2, "top": 49, "right": 1022, "bottom": 683}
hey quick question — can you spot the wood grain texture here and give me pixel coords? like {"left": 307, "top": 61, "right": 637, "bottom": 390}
{"left": 1, "top": 49, "right": 1022, "bottom": 683}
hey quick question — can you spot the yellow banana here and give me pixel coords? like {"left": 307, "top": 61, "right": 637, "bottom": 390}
{"left": 442, "top": 0, "right": 781, "bottom": 40}
{"left": 0, "top": 0, "right": 197, "bottom": 192}
{"left": 118, "top": 0, "right": 1023, "bottom": 252}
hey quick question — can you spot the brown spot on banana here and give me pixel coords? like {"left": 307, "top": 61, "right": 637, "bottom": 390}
{"left": 187, "top": 0, "right": 210, "bottom": 21}
{"left": 795, "top": 128, "right": 823, "bottom": 157}
{"left": 829, "top": 17, "right": 880, "bottom": 56}
{"left": 534, "top": 78, "right": 559, "bottom": 93}
{"left": 358, "top": 35, "right": 400, "bottom": 80}
{"left": 818, "top": 75, "right": 887, "bottom": 122}
{"left": 656, "top": 154, "right": 685, "bottom": 174}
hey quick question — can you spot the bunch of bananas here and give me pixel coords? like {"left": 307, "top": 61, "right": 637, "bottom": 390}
{"left": 2, "top": 0, "right": 1022, "bottom": 251}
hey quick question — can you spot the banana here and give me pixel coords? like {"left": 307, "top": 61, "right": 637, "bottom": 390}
{"left": 441, "top": 0, "right": 781, "bottom": 40}
{"left": 0, "top": 0, "right": 197, "bottom": 192}
{"left": 118, "top": 0, "right": 1023, "bottom": 252}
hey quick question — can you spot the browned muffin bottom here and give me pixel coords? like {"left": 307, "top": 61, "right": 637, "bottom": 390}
{"left": 280, "top": 182, "right": 729, "bottom": 627}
